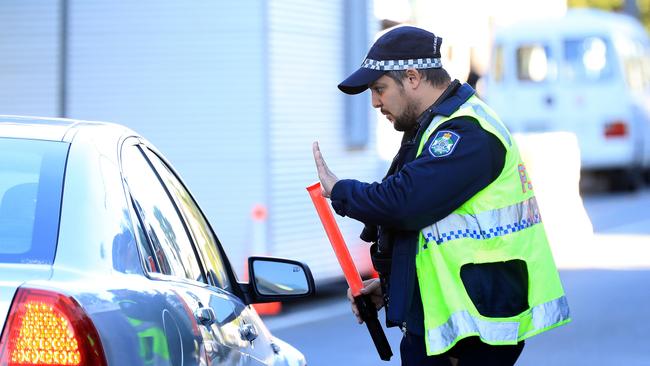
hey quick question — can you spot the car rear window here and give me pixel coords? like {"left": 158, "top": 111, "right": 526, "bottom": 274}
{"left": 0, "top": 138, "right": 69, "bottom": 264}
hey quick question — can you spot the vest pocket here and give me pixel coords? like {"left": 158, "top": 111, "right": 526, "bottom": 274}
{"left": 460, "top": 260, "right": 529, "bottom": 318}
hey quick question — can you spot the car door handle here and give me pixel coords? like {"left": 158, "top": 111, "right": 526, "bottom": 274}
{"left": 195, "top": 306, "right": 216, "bottom": 326}
{"left": 239, "top": 323, "right": 258, "bottom": 342}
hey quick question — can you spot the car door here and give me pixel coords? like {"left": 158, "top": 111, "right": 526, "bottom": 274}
{"left": 121, "top": 139, "right": 275, "bottom": 366}
{"left": 140, "top": 145, "right": 282, "bottom": 365}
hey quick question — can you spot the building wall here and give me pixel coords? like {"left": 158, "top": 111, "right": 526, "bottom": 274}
{"left": 0, "top": 1, "right": 60, "bottom": 116}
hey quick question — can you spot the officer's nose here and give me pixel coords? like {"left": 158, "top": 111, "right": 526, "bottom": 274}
{"left": 371, "top": 92, "right": 382, "bottom": 109}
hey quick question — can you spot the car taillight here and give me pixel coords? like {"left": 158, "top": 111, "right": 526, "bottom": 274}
{"left": 0, "top": 288, "right": 107, "bottom": 366}
{"left": 604, "top": 120, "right": 628, "bottom": 138}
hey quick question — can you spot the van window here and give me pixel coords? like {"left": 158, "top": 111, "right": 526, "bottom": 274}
{"left": 492, "top": 45, "right": 504, "bottom": 83}
{"left": 616, "top": 36, "right": 650, "bottom": 91}
{"left": 517, "top": 44, "right": 553, "bottom": 82}
{"left": 563, "top": 37, "right": 614, "bottom": 82}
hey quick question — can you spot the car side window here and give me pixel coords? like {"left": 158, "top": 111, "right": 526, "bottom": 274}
{"left": 127, "top": 193, "right": 158, "bottom": 273}
{"left": 121, "top": 144, "right": 205, "bottom": 283}
{"left": 142, "top": 148, "right": 232, "bottom": 292}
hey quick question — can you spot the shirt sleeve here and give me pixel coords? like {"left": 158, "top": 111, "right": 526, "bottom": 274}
{"left": 330, "top": 117, "right": 506, "bottom": 231}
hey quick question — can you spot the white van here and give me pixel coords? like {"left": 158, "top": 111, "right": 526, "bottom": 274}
{"left": 484, "top": 9, "right": 650, "bottom": 189}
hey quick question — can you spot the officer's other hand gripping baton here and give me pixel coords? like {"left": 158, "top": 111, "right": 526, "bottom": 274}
{"left": 307, "top": 182, "right": 393, "bottom": 361}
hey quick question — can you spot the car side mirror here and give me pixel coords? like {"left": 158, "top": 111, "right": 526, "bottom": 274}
{"left": 246, "top": 256, "right": 315, "bottom": 303}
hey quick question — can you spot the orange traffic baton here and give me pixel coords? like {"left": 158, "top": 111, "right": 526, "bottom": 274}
{"left": 307, "top": 182, "right": 392, "bottom": 361}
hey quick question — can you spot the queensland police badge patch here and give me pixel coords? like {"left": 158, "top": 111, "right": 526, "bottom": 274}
{"left": 429, "top": 130, "right": 460, "bottom": 157}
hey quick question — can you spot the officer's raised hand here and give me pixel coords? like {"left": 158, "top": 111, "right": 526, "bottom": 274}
{"left": 312, "top": 141, "right": 339, "bottom": 198}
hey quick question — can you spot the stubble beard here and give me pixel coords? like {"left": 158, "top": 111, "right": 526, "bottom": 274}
{"left": 392, "top": 97, "right": 420, "bottom": 133}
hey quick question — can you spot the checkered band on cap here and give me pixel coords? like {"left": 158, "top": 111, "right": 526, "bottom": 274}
{"left": 361, "top": 57, "right": 442, "bottom": 71}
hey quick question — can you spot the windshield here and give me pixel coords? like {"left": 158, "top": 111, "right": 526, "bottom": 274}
{"left": 0, "top": 138, "right": 69, "bottom": 264}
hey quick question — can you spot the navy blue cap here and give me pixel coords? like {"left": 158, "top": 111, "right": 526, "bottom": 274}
{"left": 338, "top": 26, "right": 443, "bottom": 95}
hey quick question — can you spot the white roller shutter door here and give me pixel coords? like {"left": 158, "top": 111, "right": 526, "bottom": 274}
{"left": 0, "top": 1, "right": 60, "bottom": 116}
{"left": 268, "top": 0, "right": 380, "bottom": 282}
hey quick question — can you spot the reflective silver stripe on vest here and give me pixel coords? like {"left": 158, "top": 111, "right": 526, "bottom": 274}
{"left": 421, "top": 98, "right": 511, "bottom": 153}
{"left": 468, "top": 102, "right": 512, "bottom": 146}
{"left": 527, "top": 295, "right": 571, "bottom": 337}
{"left": 421, "top": 197, "right": 541, "bottom": 246}
{"left": 427, "top": 296, "right": 570, "bottom": 353}
{"left": 422, "top": 114, "right": 446, "bottom": 142}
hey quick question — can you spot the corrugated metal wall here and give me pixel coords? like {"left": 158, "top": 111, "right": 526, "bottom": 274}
{"left": 66, "top": 1, "right": 267, "bottom": 274}
{"left": 0, "top": 1, "right": 60, "bottom": 116}
{"left": 268, "top": 0, "right": 380, "bottom": 281}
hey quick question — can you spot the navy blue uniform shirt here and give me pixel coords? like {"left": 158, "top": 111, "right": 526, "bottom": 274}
{"left": 330, "top": 82, "right": 507, "bottom": 334}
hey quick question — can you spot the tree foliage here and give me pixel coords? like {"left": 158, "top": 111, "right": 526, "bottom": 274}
{"left": 568, "top": 0, "right": 650, "bottom": 31}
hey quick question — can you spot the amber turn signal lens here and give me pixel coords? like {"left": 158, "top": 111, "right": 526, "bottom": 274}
{"left": 0, "top": 288, "right": 106, "bottom": 366}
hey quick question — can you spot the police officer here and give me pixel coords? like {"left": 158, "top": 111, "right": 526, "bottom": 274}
{"left": 312, "top": 26, "right": 570, "bottom": 366}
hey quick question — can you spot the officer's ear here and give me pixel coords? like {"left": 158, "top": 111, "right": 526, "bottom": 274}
{"left": 404, "top": 68, "right": 422, "bottom": 90}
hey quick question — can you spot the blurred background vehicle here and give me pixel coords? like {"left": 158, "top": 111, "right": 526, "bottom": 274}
{"left": 0, "top": 116, "right": 315, "bottom": 366}
{"left": 484, "top": 9, "right": 650, "bottom": 190}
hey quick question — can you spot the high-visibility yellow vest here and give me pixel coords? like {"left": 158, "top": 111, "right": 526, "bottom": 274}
{"left": 415, "top": 95, "right": 570, "bottom": 355}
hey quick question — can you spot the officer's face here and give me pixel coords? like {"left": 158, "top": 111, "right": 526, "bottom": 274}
{"left": 369, "top": 75, "right": 419, "bottom": 132}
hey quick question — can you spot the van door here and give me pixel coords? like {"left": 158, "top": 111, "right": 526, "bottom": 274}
{"left": 485, "top": 39, "right": 559, "bottom": 134}
{"left": 511, "top": 41, "right": 559, "bottom": 133}
{"left": 615, "top": 34, "right": 650, "bottom": 169}
{"left": 554, "top": 35, "right": 631, "bottom": 170}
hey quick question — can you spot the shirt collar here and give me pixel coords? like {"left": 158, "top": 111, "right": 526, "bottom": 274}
{"left": 415, "top": 80, "right": 476, "bottom": 127}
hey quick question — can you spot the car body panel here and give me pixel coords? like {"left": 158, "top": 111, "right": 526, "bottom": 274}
{"left": 0, "top": 265, "right": 53, "bottom": 335}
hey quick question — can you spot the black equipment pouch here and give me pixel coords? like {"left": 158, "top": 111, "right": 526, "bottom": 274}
{"left": 360, "top": 224, "right": 379, "bottom": 243}
{"left": 370, "top": 243, "right": 392, "bottom": 275}
{"left": 372, "top": 230, "right": 394, "bottom": 315}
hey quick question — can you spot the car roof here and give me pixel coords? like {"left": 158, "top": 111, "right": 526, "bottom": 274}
{"left": 0, "top": 115, "right": 79, "bottom": 141}
{"left": 0, "top": 115, "right": 138, "bottom": 144}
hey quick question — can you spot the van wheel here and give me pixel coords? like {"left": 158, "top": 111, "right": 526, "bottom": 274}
{"left": 607, "top": 168, "right": 643, "bottom": 192}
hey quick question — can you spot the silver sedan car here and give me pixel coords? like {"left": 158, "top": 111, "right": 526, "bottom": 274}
{"left": 0, "top": 116, "right": 314, "bottom": 366}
